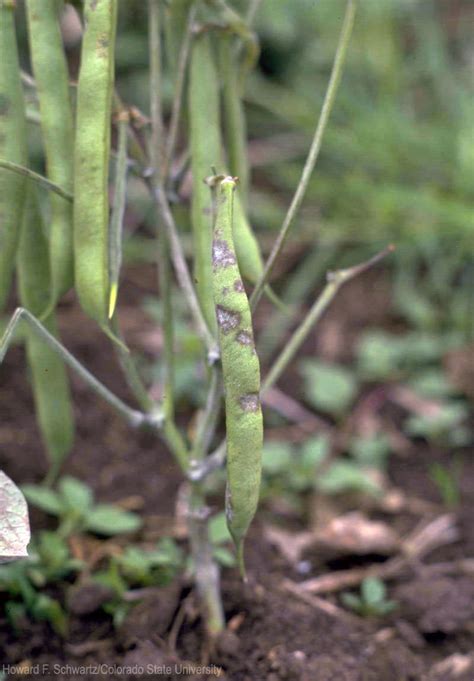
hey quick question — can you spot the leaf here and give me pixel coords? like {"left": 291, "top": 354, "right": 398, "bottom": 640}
{"left": 361, "top": 577, "right": 386, "bottom": 606}
{"left": 0, "top": 472, "right": 31, "bottom": 563}
{"left": 262, "top": 441, "right": 293, "bottom": 474}
{"left": 58, "top": 476, "right": 93, "bottom": 512}
{"left": 301, "top": 360, "right": 357, "bottom": 417}
{"left": 356, "top": 331, "right": 402, "bottom": 380}
{"left": 209, "top": 512, "right": 232, "bottom": 545}
{"left": 340, "top": 592, "right": 362, "bottom": 612}
{"left": 85, "top": 505, "right": 142, "bottom": 536}
{"left": 32, "top": 593, "right": 68, "bottom": 636}
{"left": 349, "top": 434, "right": 391, "bottom": 469}
{"left": 213, "top": 546, "right": 236, "bottom": 567}
{"left": 317, "top": 461, "right": 381, "bottom": 496}
{"left": 21, "top": 484, "right": 62, "bottom": 516}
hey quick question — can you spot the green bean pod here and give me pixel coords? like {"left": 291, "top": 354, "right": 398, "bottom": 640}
{"left": 212, "top": 176, "right": 263, "bottom": 577}
{"left": 17, "top": 189, "right": 74, "bottom": 481}
{"left": 0, "top": 0, "right": 27, "bottom": 311}
{"left": 189, "top": 31, "right": 222, "bottom": 334}
{"left": 219, "top": 33, "right": 249, "bottom": 206}
{"left": 233, "top": 193, "right": 285, "bottom": 310}
{"left": 26, "top": 0, "right": 75, "bottom": 311}
{"left": 163, "top": 0, "right": 193, "bottom": 75}
{"left": 108, "top": 111, "right": 128, "bottom": 319}
{"left": 74, "top": 0, "right": 117, "bottom": 327}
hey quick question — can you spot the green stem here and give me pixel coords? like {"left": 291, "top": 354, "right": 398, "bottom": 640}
{"left": 0, "top": 308, "right": 156, "bottom": 429}
{"left": 262, "top": 245, "right": 394, "bottom": 392}
{"left": 0, "top": 159, "right": 73, "bottom": 202}
{"left": 250, "top": 0, "right": 357, "bottom": 310}
{"left": 188, "top": 483, "right": 225, "bottom": 636}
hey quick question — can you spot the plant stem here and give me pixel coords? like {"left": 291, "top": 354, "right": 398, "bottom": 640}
{"left": 0, "top": 308, "right": 156, "bottom": 430}
{"left": 262, "top": 245, "right": 394, "bottom": 392}
{"left": 147, "top": 179, "right": 219, "bottom": 363}
{"left": 190, "top": 365, "right": 222, "bottom": 466}
{"left": 249, "top": 0, "right": 357, "bottom": 310}
{"left": 0, "top": 159, "right": 73, "bottom": 201}
{"left": 188, "top": 484, "right": 225, "bottom": 636}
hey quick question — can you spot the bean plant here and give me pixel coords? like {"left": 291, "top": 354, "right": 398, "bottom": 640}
{"left": 0, "top": 0, "right": 392, "bottom": 637}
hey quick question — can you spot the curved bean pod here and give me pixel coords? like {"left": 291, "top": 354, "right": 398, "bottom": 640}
{"left": 74, "top": 0, "right": 117, "bottom": 327}
{"left": 26, "top": 0, "right": 75, "bottom": 310}
{"left": 211, "top": 176, "right": 263, "bottom": 577}
{"left": 0, "top": 0, "right": 27, "bottom": 311}
{"left": 16, "top": 189, "right": 74, "bottom": 482}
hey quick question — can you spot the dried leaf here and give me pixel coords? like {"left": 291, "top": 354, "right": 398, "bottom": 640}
{"left": 0, "top": 471, "right": 30, "bottom": 563}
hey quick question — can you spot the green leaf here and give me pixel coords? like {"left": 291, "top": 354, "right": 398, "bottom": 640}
{"left": 32, "top": 593, "right": 68, "bottom": 636}
{"left": 35, "top": 531, "right": 69, "bottom": 571}
{"left": 300, "top": 360, "right": 357, "bottom": 417}
{"left": 340, "top": 592, "right": 362, "bottom": 612}
{"left": 317, "top": 461, "right": 381, "bottom": 496}
{"left": 93, "top": 561, "right": 127, "bottom": 597}
{"left": 356, "top": 331, "right": 402, "bottom": 380}
{"left": 408, "top": 369, "right": 454, "bottom": 398}
{"left": 349, "top": 434, "right": 391, "bottom": 469}
{"left": 300, "top": 435, "right": 330, "bottom": 469}
{"left": 21, "top": 484, "right": 62, "bottom": 516}
{"left": 85, "top": 505, "right": 142, "bottom": 536}
{"left": 0, "top": 472, "right": 31, "bottom": 563}
{"left": 209, "top": 512, "right": 232, "bottom": 545}
{"left": 361, "top": 577, "right": 385, "bottom": 606}
{"left": 58, "top": 476, "right": 93, "bottom": 512}
{"left": 262, "top": 441, "right": 293, "bottom": 474}
{"left": 213, "top": 546, "right": 236, "bottom": 567}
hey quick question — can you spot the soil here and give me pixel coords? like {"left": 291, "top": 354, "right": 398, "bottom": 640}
{"left": 1, "top": 265, "right": 473, "bottom": 681}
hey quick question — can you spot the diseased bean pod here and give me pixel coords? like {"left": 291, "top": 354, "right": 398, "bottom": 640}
{"left": 0, "top": 0, "right": 27, "bottom": 311}
{"left": 211, "top": 176, "right": 263, "bottom": 578}
{"left": 188, "top": 31, "right": 222, "bottom": 334}
{"left": 16, "top": 189, "right": 74, "bottom": 482}
{"left": 74, "top": 0, "right": 117, "bottom": 328}
{"left": 26, "top": 0, "right": 75, "bottom": 311}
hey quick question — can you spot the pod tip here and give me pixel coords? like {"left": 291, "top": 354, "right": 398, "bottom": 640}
{"left": 108, "top": 283, "right": 118, "bottom": 319}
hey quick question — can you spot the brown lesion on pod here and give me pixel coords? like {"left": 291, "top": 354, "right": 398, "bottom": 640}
{"left": 96, "top": 33, "right": 110, "bottom": 57}
{"left": 239, "top": 393, "right": 260, "bottom": 413}
{"left": 212, "top": 239, "right": 236, "bottom": 270}
{"left": 216, "top": 305, "right": 241, "bottom": 334}
{"left": 236, "top": 330, "right": 254, "bottom": 348}
{"left": 234, "top": 279, "right": 245, "bottom": 293}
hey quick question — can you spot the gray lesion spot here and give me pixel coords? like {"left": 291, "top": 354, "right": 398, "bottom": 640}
{"left": 213, "top": 239, "right": 236, "bottom": 269}
{"left": 216, "top": 305, "right": 241, "bottom": 334}
{"left": 239, "top": 393, "right": 260, "bottom": 413}
{"left": 236, "top": 330, "right": 254, "bottom": 347}
{"left": 234, "top": 279, "right": 245, "bottom": 293}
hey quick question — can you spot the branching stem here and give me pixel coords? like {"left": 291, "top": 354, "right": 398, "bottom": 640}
{"left": 250, "top": 0, "right": 357, "bottom": 309}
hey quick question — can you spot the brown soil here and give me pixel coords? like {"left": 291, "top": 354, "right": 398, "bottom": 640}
{"left": 1, "top": 266, "right": 473, "bottom": 681}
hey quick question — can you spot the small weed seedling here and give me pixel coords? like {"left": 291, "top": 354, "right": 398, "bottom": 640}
{"left": 341, "top": 577, "right": 397, "bottom": 618}
{"left": 22, "top": 476, "right": 142, "bottom": 538}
